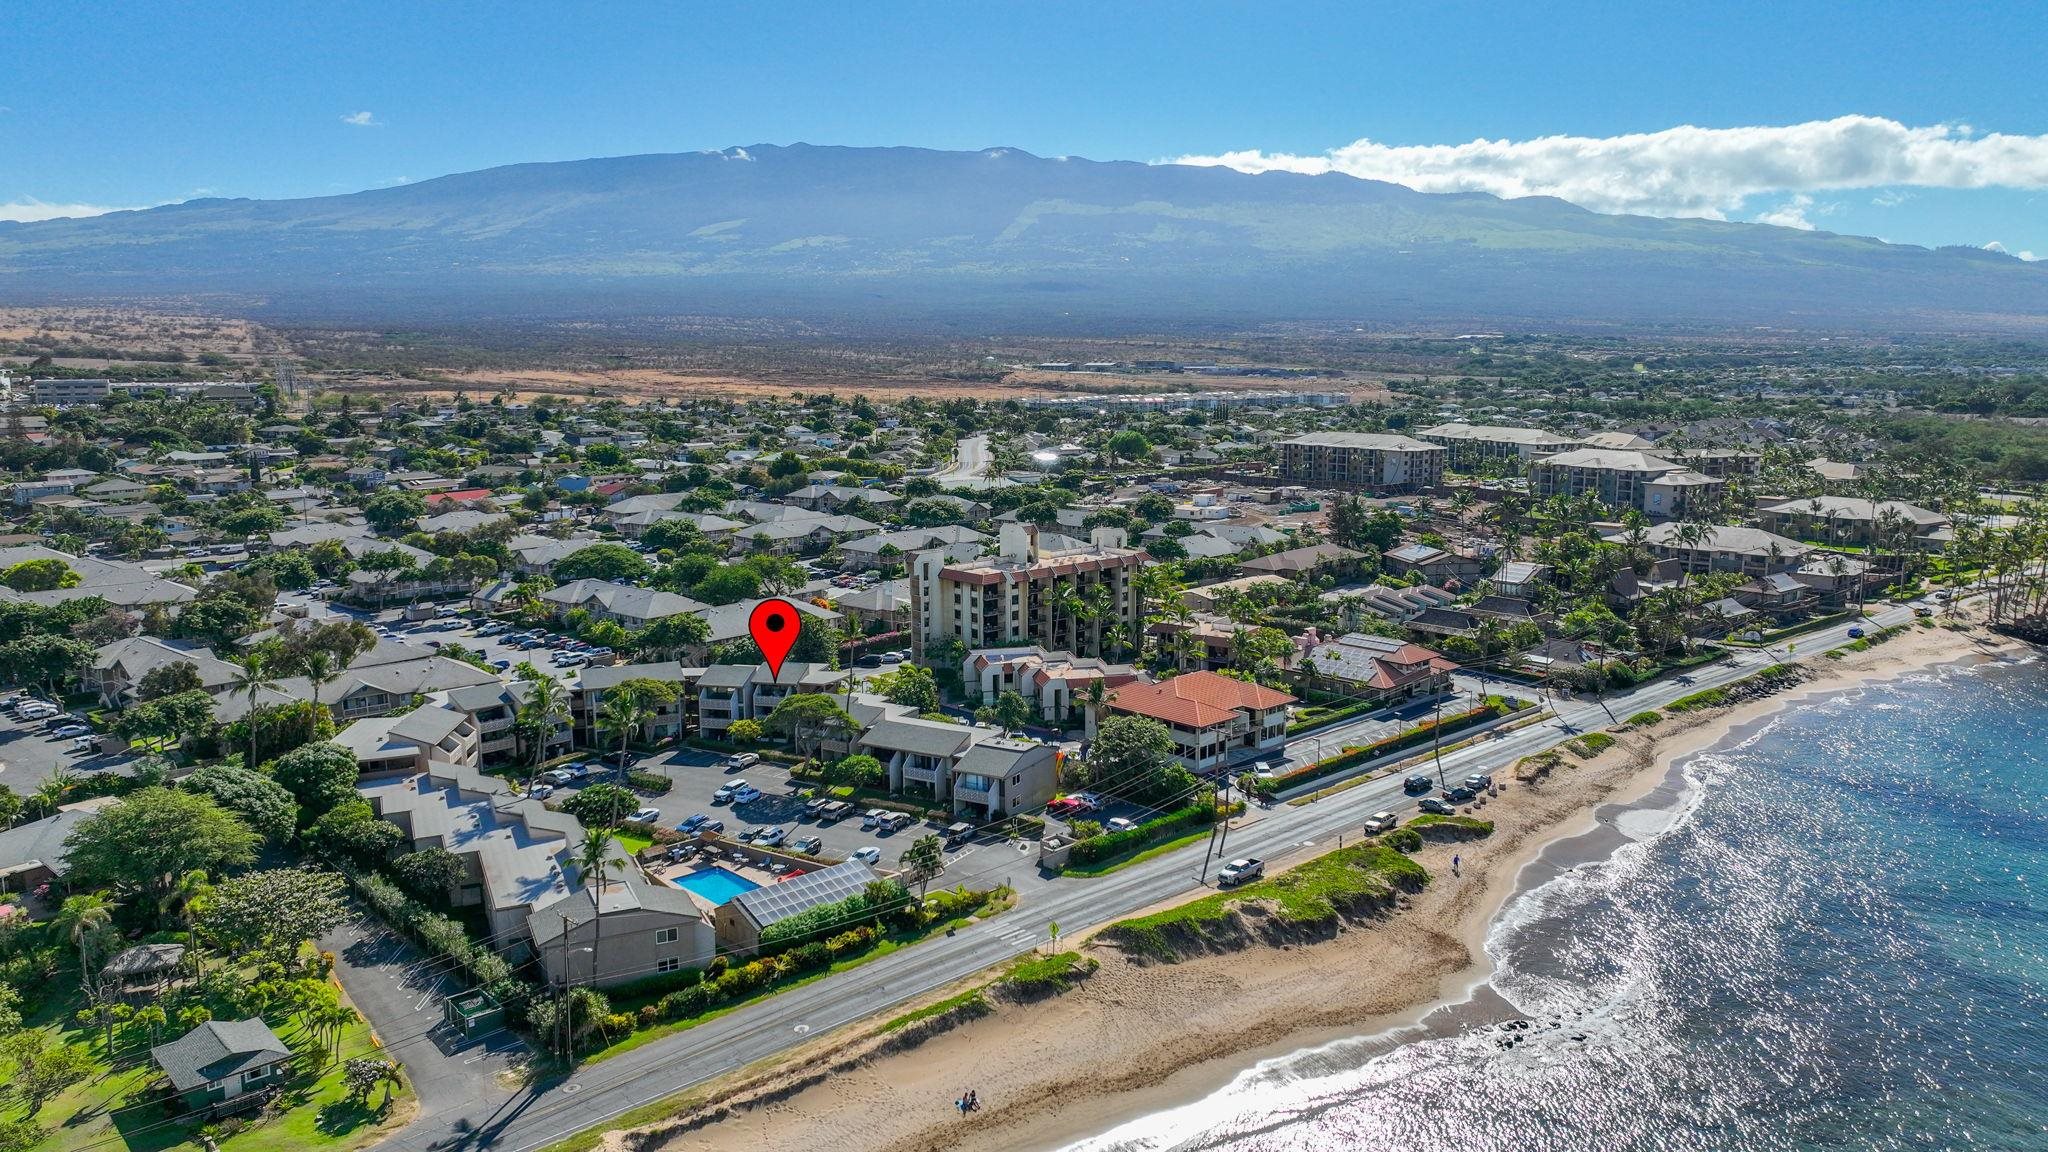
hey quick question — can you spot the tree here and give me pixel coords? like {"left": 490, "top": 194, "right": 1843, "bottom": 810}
{"left": 343, "top": 1057, "right": 402, "bottom": 1106}
{"left": 1105, "top": 430, "right": 1151, "bottom": 462}
{"left": 1083, "top": 715, "right": 1192, "bottom": 808}
{"left": 726, "top": 717, "right": 765, "bottom": 744}
{"left": 552, "top": 544, "right": 652, "bottom": 585}
{"left": 112, "top": 687, "right": 215, "bottom": 749}
{"left": 270, "top": 741, "right": 360, "bottom": 814}
{"left": 54, "top": 893, "right": 120, "bottom": 989}
{"left": 392, "top": 847, "right": 465, "bottom": 903}
{"left": 1329, "top": 498, "right": 1405, "bottom": 552}
{"left": 62, "top": 788, "right": 260, "bottom": 902}
{"left": 878, "top": 663, "right": 941, "bottom": 712}
{"left": 230, "top": 652, "right": 282, "bottom": 766}
{"left": 363, "top": 490, "right": 427, "bottom": 533}
{"left": 0, "top": 558, "right": 79, "bottom": 593}
{"left": 180, "top": 764, "right": 296, "bottom": 843}
{"left": 897, "top": 834, "right": 945, "bottom": 899}
{"left": 562, "top": 783, "right": 638, "bottom": 828}
{"left": 225, "top": 698, "right": 335, "bottom": 768}
{"left": 974, "top": 690, "right": 1035, "bottom": 733}
{"left": 1232, "top": 626, "right": 1295, "bottom": 685}
{"left": 135, "top": 660, "right": 204, "bottom": 701}
{"left": 4, "top": 1033, "right": 93, "bottom": 1116}
{"left": 308, "top": 799, "right": 405, "bottom": 867}
{"left": 765, "top": 693, "right": 857, "bottom": 759}
{"left": 516, "top": 674, "right": 569, "bottom": 788}
{"left": 0, "top": 634, "right": 92, "bottom": 696}
{"left": 198, "top": 868, "right": 349, "bottom": 965}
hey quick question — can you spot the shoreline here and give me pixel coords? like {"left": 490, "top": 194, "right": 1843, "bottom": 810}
{"left": 612, "top": 621, "right": 2027, "bottom": 1152}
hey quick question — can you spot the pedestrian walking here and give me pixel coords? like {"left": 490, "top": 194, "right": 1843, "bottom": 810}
{"left": 1452, "top": 853, "right": 1461, "bottom": 876}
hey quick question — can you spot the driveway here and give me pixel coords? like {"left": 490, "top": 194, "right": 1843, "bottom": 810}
{"left": 326, "top": 916, "right": 526, "bottom": 1118}
{"left": 0, "top": 708, "right": 140, "bottom": 791}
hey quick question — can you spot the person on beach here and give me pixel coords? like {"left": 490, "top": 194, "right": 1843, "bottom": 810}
{"left": 1453, "top": 854, "right": 1461, "bottom": 876}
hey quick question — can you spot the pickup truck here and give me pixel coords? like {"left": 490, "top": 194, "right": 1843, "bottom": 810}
{"left": 1363, "top": 811, "right": 1399, "bottom": 834}
{"left": 1217, "top": 857, "right": 1264, "bottom": 886}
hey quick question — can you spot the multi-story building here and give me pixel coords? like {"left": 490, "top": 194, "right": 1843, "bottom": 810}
{"left": 1102, "top": 671, "right": 1295, "bottom": 774}
{"left": 1275, "top": 432, "right": 1446, "bottom": 492}
{"left": 909, "top": 523, "right": 1145, "bottom": 660}
{"left": 694, "top": 661, "right": 847, "bottom": 741}
{"left": 1528, "top": 449, "right": 1723, "bottom": 518}
{"left": 1755, "top": 497, "right": 1951, "bottom": 550}
{"left": 1607, "top": 523, "right": 1810, "bottom": 578}
{"left": 1417, "top": 423, "right": 1578, "bottom": 469}
{"left": 960, "top": 646, "right": 1146, "bottom": 723}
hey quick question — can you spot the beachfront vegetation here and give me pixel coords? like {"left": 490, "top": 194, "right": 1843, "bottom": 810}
{"left": 1103, "top": 843, "right": 1430, "bottom": 963}
{"left": 1563, "top": 732, "right": 1617, "bottom": 758}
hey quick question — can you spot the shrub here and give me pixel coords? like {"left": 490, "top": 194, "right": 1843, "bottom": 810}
{"left": 1065, "top": 803, "right": 1216, "bottom": 866}
{"left": 825, "top": 926, "right": 877, "bottom": 956}
{"left": 636, "top": 1004, "right": 660, "bottom": 1028}
{"left": 1563, "top": 732, "right": 1616, "bottom": 759}
{"left": 1382, "top": 826, "right": 1424, "bottom": 852}
{"left": 1002, "top": 951, "right": 1098, "bottom": 996}
{"left": 626, "top": 771, "right": 673, "bottom": 794}
{"left": 1625, "top": 711, "right": 1663, "bottom": 728}
{"left": 788, "top": 941, "right": 832, "bottom": 972}
{"left": 659, "top": 985, "right": 720, "bottom": 1020}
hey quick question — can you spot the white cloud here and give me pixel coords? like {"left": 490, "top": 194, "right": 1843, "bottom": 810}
{"left": 0, "top": 198, "right": 137, "bottom": 223}
{"left": 1171, "top": 116, "right": 2048, "bottom": 221}
{"left": 340, "top": 111, "right": 379, "bottom": 127}
{"left": 1983, "top": 241, "right": 2040, "bottom": 260}
{"left": 1755, "top": 194, "right": 1816, "bottom": 230}
{"left": 1872, "top": 188, "right": 1913, "bottom": 208}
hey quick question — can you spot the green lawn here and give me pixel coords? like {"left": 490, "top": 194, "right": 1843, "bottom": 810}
{"left": 614, "top": 831, "right": 653, "bottom": 856}
{"left": 25, "top": 979, "right": 410, "bottom": 1152}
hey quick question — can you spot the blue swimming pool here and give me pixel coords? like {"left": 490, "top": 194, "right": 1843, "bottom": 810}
{"left": 672, "top": 866, "right": 761, "bottom": 905}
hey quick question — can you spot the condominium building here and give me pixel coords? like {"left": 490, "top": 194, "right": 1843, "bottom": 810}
{"left": 909, "top": 523, "right": 1145, "bottom": 660}
{"left": 1527, "top": 449, "right": 1723, "bottom": 518}
{"left": 1275, "top": 432, "right": 1445, "bottom": 492}
{"left": 1417, "top": 423, "right": 1578, "bottom": 469}
{"left": 1102, "top": 670, "right": 1294, "bottom": 774}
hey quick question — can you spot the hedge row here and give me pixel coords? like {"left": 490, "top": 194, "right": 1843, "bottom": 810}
{"left": 652, "top": 926, "right": 881, "bottom": 1022}
{"left": 1252, "top": 700, "right": 1515, "bottom": 796}
{"left": 626, "top": 770, "right": 673, "bottom": 794}
{"left": 1066, "top": 802, "right": 1217, "bottom": 866}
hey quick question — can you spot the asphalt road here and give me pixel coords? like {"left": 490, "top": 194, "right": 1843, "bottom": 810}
{"left": 377, "top": 602, "right": 1923, "bottom": 1152}
{"left": 931, "top": 433, "right": 991, "bottom": 487}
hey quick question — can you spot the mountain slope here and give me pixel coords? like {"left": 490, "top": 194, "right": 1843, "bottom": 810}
{"left": 3, "top": 143, "right": 2042, "bottom": 330}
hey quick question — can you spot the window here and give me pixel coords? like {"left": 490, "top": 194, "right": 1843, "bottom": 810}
{"left": 656, "top": 956, "right": 684, "bottom": 973}
{"left": 654, "top": 927, "right": 679, "bottom": 945}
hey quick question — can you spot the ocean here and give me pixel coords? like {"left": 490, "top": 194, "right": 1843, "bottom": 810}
{"left": 1068, "top": 655, "right": 2048, "bottom": 1152}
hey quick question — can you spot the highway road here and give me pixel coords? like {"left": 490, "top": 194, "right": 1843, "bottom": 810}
{"left": 380, "top": 602, "right": 1924, "bottom": 1152}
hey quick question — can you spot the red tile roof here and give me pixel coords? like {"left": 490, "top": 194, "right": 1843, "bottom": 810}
{"left": 1106, "top": 671, "right": 1295, "bottom": 730}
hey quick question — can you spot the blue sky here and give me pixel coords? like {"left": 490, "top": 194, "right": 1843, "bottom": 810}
{"left": 6, "top": 1, "right": 2045, "bottom": 255}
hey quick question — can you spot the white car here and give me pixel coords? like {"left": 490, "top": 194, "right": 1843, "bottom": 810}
{"left": 713, "top": 780, "right": 750, "bottom": 804}
{"left": 1363, "top": 811, "right": 1399, "bottom": 834}
{"left": 851, "top": 846, "right": 882, "bottom": 865}
{"left": 731, "top": 785, "right": 762, "bottom": 804}
{"left": 630, "top": 807, "right": 662, "bottom": 824}
{"left": 526, "top": 783, "right": 554, "bottom": 800}
{"left": 1105, "top": 816, "right": 1139, "bottom": 834}
{"left": 52, "top": 724, "right": 91, "bottom": 739}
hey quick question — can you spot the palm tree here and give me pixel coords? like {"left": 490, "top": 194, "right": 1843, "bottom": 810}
{"left": 898, "top": 833, "right": 945, "bottom": 900}
{"left": 303, "top": 649, "right": 341, "bottom": 712}
{"left": 56, "top": 892, "right": 120, "bottom": 990}
{"left": 231, "top": 653, "right": 282, "bottom": 768}
{"left": 518, "top": 675, "right": 569, "bottom": 788}
{"left": 598, "top": 691, "right": 650, "bottom": 780}
{"left": 573, "top": 827, "right": 625, "bottom": 994}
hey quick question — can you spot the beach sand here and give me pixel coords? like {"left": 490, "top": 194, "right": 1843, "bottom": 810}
{"left": 609, "top": 618, "right": 2022, "bottom": 1152}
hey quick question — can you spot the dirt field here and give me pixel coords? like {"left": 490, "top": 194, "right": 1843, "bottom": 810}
{"left": 0, "top": 306, "right": 275, "bottom": 370}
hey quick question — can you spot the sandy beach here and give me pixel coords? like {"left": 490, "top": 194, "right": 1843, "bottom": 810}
{"left": 603, "top": 618, "right": 2025, "bottom": 1152}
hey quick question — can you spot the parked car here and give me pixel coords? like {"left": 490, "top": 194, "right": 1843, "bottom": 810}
{"left": 69, "top": 735, "right": 96, "bottom": 753}
{"left": 804, "top": 797, "right": 833, "bottom": 819}
{"left": 1418, "top": 796, "right": 1456, "bottom": 816}
{"left": 713, "top": 780, "right": 750, "bottom": 803}
{"left": 1105, "top": 816, "right": 1139, "bottom": 834}
{"left": 944, "top": 821, "right": 975, "bottom": 847}
{"left": 51, "top": 724, "right": 91, "bottom": 739}
{"left": 1443, "top": 785, "right": 1477, "bottom": 803}
{"left": 724, "top": 752, "right": 761, "bottom": 770}
{"left": 861, "top": 808, "right": 889, "bottom": 829}
{"left": 1847, "top": 626, "right": 1866, "bottom": 638}
{"left": 732, "top": 785, "right": 763, "bottom": 804}
{"left": 1363, "top": 811, "right": 1399, "bottom": 834}
{"left": 791, "top": 835, "right": 823, "bottom": 855}
{"left": 852, "top": 654, "right": 884, "bottom": 669}
{"left": 755, "top": 826, "right": 789, "bottom": 848}
{"left": 629, "top": 807, "right": 662, "bottom": 824}
{"left": 542, "top": 768, "right": 575, "bottom": 786}
{"left": 1403, "top": 774, "right": 1434, "bottom": 793}
{"left": 851, "top": 846, "right": 882, "bottom": 865}
{"left": 1914, "top": 606, "right": 1936, "bottom": 618}
{"left": 526, "top": 783, "right": 554, "bottom": 800}
{"left": 1218, "top": 857, "right": 1264, "bottom": 886}
{"left": 1069, "top": 792, "right": 1104, "bottom": 812}
{"left": 1465, "top": 772, "right": 1494, "bottom": 792}
{"left": 678, "top": 813, "right": 711, "bottom": 832}
{"left": 696, "top": 818, "right": 725, "bottom": 835}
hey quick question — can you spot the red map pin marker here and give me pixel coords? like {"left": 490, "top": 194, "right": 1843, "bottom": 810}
{"left": 749, "top": 597, "right": 802, "bottom": 679}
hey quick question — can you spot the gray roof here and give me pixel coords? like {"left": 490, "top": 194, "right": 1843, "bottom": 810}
{"left": 151, "top": 1019, "right": 290, "bottom": 1092}
{"left": 1280, "top": 432, "right": 1442, "bottom": 451}
{"left": 859, "top": 715, "right": 983, "bottom": 759}
{"left": 578, "top": 661, "right": 685, "bottom": 692}
{"left": 103, "top": 942, "right": 186, "bottom": 979}
{"left": 543, "top": 579, "right": 708, "bottom": 622}
{"left": 729, "top": 859, "right": 881, "bottom": 931}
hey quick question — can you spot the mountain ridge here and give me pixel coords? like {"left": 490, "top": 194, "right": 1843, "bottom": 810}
{"left": 4, "top": 142, "right": 2042, "bottom": 332}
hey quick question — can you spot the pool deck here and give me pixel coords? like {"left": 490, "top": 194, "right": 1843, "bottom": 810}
{"left": 650, "top": 855, "right": 794, "bottom": 913}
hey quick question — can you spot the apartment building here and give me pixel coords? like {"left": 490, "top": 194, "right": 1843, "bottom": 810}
{"left": 694, "top": 661, "right": 846, "bottom": 741}
{"left": 1275, "top": 432, "right": 1446, "bottom": 492}
{"left": 1528, "top": 449, "right": 1723, "bottom": 518}
{"left": 909, "top": 523, "right": 1145, "bottom": 661}
{"left": 1755, "top": 497, "right": 1951, "bottom": 550}
{"left": 1417, "top": 423, "right": 1578, "bottom": 468}
{"left": 960, "top": 645, "right": 1145, "bottom": 723}
{"left": 1102, "top": 671, "right": 1294, "bottom": 774}
{"left": 1609, "top": 523, "right": 1810, "bottom": 578}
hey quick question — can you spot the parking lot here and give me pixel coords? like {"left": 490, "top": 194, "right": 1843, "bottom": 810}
{"left": 0, "top": 701, "right": 139, "bottom": 792}
{"left": 278, "top": 591, "right": 593, "bottom": 683}
{"left": 589, "top": 747, "right": 1062, "bottom": 898}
